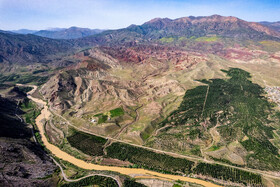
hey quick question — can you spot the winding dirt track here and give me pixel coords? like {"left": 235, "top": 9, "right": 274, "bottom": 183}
{"left": 50, "top": 157, "right": 122, "bottom": 186}
{"left": 25, "top": 85, "right": 221, "bottom": 187}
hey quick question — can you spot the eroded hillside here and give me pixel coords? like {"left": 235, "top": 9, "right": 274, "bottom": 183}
{"left": 0, "top": 87, "right": 58, "bottom": 186}
{"left": 40, "top": 37, "right": 280, "bottom": 173}
{"left": 2, "top": 14, "right": 280, "bottom": 186}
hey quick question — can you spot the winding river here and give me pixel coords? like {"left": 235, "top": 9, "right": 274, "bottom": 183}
{"left": 26, "top": 85, "right": 221, "bottom": 187}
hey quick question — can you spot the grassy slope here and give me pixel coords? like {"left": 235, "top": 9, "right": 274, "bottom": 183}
{"left": 65, "top": 129, "right": 263, "bottom": 186}
{"left": 159, "top": 68, "right": 280, "bottom": 170}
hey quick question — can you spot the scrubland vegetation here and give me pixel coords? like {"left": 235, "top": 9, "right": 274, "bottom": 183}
{"left": 66, "top": 129, "right": 263, "bottom": 185}
{"left": 160, "top": 68, "right": 280, "bottom": 171}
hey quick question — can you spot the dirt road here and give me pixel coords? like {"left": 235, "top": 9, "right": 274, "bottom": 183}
{"left": 26, "top": 85, "right": 221, "bottom": 187}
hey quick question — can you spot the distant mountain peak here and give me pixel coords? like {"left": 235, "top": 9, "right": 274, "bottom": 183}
{"left": 167, "top": 15, "right": 240, "bottom": 23}
{"left": 33, "top": 27, "right": 105, "bottom": 39}
{"left": 259, "top": 21, "right": 280, "bottom": 32}
{"left": 141, "top": 15, "right": 280, "bottom": 39}
{"left": 10, "top": 29, "right": 37, "bottom": 34}
{"left": 145, "top": 17, "right": 172, "bottom": 24}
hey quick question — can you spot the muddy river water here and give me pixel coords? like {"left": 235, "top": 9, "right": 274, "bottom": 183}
{"left": 27, "top": 86, "right": 221, "bottom": 187}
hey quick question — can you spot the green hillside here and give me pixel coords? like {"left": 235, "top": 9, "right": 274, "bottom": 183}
{"left": 158, "top": 68, "right": 280, "bottom": 170}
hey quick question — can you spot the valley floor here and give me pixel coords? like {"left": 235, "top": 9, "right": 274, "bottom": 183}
{"left": 25, "top": 84, "right": 280, "bottom": 187}
{"left": 28, "top": 85, "right": 221, "bottom": 187}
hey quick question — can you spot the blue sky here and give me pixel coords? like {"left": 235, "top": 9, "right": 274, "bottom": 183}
{"left": 0, "top": 0, "right": 279, "bottom": 30}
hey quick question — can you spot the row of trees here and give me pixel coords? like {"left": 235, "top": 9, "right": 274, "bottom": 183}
{"left": 106, "top": 142, "right": 263, "bottom": 185}
{"left": 194, "top": 163, "right": 262, "bottom": 185}
{"left": 106, "top": 142, "right": 195, "bottom": 174}
{"left": 67, "top": 130, "right": 106, "bottom": 156}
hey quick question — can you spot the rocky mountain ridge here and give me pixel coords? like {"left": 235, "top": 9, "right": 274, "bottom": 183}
{"left": 83, "top": 14, "right": 280, "bottom": 45}
{"left": 33, "top": 27, "right": 104, "bottom": 39}
{"left": 259, "top": 21, "right": 280, "bottom": 32}
{"left": 0, "top": 31, "right": 76, "bottom": 65}
{"left": 143, "top": 15, "right": 280, "bottom": 38}
{"left": 1, "top": 15, "right": 280, "bottom": 65}
{"left": 0, "top": 88, "right": 57, "bottom": 186}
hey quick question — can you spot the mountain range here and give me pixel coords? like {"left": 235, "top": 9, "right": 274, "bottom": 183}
{"left": 259, "top": 21, "right": 280, "bottom": 32}
{"left": 0, "top": 31, "right": 75, "bottom": 65}
{"left": 76, "top": 15, "right": 280, "bottom": 46}
{"left": 11, "top": 27, "right": 104, "bottom": 39}
{"left": 1, "top": 15, "right": 280, "bottom": 66}
{"left": 33, "top": 27, "right": 104, "bottom": 39}
{"left": 1, "top": 14, "right": 280, "bottom": 187}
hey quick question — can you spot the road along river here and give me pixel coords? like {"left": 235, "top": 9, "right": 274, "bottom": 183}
{"left": 26, "top": 86, "right": 221, "bottom": 187}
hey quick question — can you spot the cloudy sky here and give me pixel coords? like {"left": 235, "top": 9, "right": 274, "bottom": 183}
{"left": 0, "top": 0, "right": 279, "bottom": 30}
